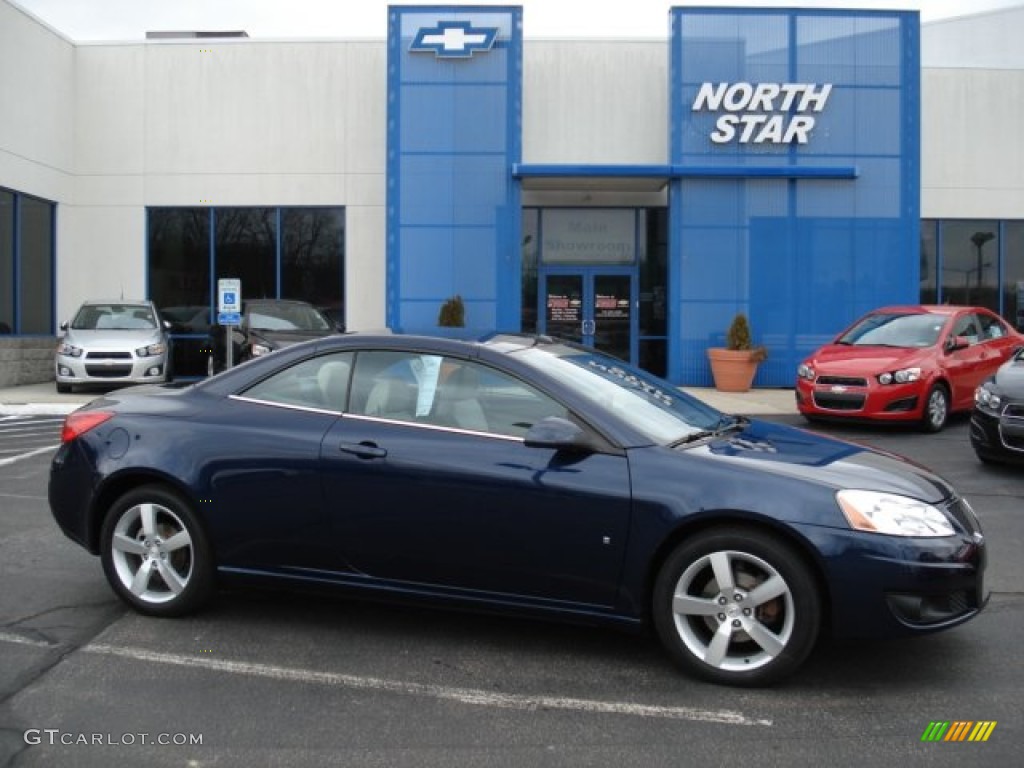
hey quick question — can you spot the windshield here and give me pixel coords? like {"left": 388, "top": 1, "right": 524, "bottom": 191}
{"left": 246, "top": 303, "right": 331, "bottom": 332}
{"left": 71, "top": 304, "right": 157, "bottom": 331}
{"left": 511, "top": 343, "right": 725, "bottom": 444}
{"left": 837, "top": 312, "right": 947, "bottom": 348}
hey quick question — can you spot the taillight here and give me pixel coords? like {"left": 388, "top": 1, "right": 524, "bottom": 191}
{"left": 61, "top": 411, "right": 115, "bottom": 443}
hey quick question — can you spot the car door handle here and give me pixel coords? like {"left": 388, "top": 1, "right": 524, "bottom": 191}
{"left": 338, "top": 441, "right": 387, "bottom": 459}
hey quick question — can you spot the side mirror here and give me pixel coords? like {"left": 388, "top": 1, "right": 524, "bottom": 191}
{"left": 524, "top": 417, "right": 595, "bottom": 453}
{"left": 946, "top": 335, "right": 970, "bottom": 352}
{"left": 59, "top": 320, "right": 69, "bottom": 331}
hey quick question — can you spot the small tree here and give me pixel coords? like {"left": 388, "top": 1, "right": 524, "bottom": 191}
{"left": 438, "top": 295, "right": 465, "bottom": 328}
{"left": 726, "top": 313, "right": 767, "bottom": 361}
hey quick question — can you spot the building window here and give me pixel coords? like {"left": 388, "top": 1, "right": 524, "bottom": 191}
{"left": 1006, "top": 222, "right": 1024, "bottom": 331}
{"left": 939, "top": 221, "right": 999, "bottom": 311}
{"left": 921, "top": 218, "right": 1024, "bottom": 331}
{"left": 920, "top": 220, "right": 938, "bottom": 305}
{"left": 0, "top": 187, "right": 55, "bottom": 335}
{"left": 147, "top": 206, "right": 345, "bottom": 376}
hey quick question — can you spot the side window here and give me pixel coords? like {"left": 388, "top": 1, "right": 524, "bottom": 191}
{"left": 349, "top": 351, "right": 567, "bottom": 437}
{"left": 951, "top": 315, "right": 981, "bottom": 345}
{"left": 432, "top": 360, "right": 568, "bottom": 438}
{"left": 241, "top": 352, "right": 353, "bottom": 411}
{"left": 977, "top": 313, "right": 1007, "bottom": 341}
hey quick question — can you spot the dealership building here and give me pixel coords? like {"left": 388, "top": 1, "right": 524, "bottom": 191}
{"left": 2, "top": 2, "right": 1023, "bottom": 386}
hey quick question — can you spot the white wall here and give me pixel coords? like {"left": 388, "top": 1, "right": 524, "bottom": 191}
{"left": 922, "top": 6, "right": 1024, "bottom": 69}
{"left": 5, "top": 0, "right": 1024, "bottom": 332}
{"left": 523, "top": 40, "right": 667, "bottom": 165}
{"left": 67, "top": 36, "right": 388, "bottom": 329}
{"left": 0, "top": 1, "right": 74, "bottom": 202}
{"left": 921, "top": 68, "right": 1024, "bottom": 220}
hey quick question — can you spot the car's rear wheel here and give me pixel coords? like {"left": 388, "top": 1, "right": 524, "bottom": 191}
{"left": 100, "top": 485, "right": 214, "bottom": 617}
{"left": 653, "top": 527, "right": 821, "bottom": 687}
{"left": 921, "top": 384, "right": 949, "bottom": 433}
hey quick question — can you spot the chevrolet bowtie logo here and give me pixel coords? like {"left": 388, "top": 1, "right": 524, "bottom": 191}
{"left": 410, "top": 21, "right": 498, "bottom": 58}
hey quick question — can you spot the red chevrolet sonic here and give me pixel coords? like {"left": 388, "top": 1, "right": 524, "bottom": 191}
{"left": 796, "top": 305, "right": 1024, "bottom": 432}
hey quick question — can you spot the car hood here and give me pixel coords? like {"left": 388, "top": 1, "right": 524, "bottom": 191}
{"left": 692, "top": 419, "right": 954, "bottom": 503}
{"left": 992, "top": 358, "right": 1024, "bottom": 392}
{"left": 806, "top": 344, "right": 927, "bottom": 374}
{"left": 65, "top": 329, "right": 163, "bottom": 347}
{"left": 249, "top": 329, "right": 333, "bottom": 348}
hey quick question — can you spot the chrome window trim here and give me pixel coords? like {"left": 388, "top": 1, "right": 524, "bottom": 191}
{"left": 343, "top": 412, "right": 524, "bottom": 442}
{"left": 229, "top": 394, "right": 342, "bottom": 417}
{"left": 227, "top": 394, "right": 527, "bottom": 442}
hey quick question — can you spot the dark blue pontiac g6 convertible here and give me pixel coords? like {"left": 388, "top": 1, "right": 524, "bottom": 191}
{"left": 49, "top": 333, "right": 987, "bottom": 686}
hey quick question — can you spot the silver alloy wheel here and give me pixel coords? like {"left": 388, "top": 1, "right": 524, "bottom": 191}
{"left": 670, "top": 549, "right": 795, "bottom": 672}
{"left": 110, "top": 502, "right": 194, "bottom": 604}
{"left": 927, "top": 387, "right": 948, "bottom": 430}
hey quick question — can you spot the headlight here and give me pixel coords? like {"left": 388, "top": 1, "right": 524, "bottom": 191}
{"left": 57, "top": 342, "right": 83, "bottom": 358}
{"left": 877, "top": 367, "right": 920, "bottom": 385}
{"left": 797, "top": 363, "right": 815, "bottom": 381}
{"left": 250, "top": 343, "right": 273, "bottom": 357}
{"left": 975, "top": 384, "right": 1001, "bottom": 411}
{"left": 836, "top": 489, "right": 954, "bottom": 537}
{"left": 135, "top": 343, "right": 166, "bottom": 357}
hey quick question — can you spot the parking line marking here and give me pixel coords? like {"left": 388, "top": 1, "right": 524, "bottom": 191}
{"left": 0, "top": 631, "right": 56, "bottom": 648}
{"left": 0, "top": 445, "right": 58, "bottom": 467}
{"left": 83, "top": 643, "right": 772, "bottom": 726}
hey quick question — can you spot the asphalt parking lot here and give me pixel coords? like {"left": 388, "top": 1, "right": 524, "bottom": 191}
{"left": 0, "top": 408, "right": 1020, "bottom": 767}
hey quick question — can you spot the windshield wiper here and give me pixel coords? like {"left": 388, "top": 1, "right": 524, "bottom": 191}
{"left": 670, "top": 415, "right": 748, "bottom": 447}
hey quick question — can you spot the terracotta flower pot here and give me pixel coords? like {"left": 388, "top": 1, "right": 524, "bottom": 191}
{"left": 707, "top": 348, "right": 761, "bottom": 392}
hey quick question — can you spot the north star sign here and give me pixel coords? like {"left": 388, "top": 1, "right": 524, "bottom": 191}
{"left": 410, "top": 21, "right": 498, "bottom": 58}
{"left": 692, "top": 82, "right": 833, "bottom": 145}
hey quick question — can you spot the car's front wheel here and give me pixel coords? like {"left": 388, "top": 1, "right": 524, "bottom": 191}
{"left": 921, "top": 383, "right": 950, "bottom": 433}
{"left": 653, "top": 527, "right": 821, "bottom": 687}
{"left": 100, "top": 485, "right": 214, "bottom": 617}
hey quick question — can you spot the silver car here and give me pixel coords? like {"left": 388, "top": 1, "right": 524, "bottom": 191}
{"left": 55, "top": 300, "right": 171, "bottom": 393}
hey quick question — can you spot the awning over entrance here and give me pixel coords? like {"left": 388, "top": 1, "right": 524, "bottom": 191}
{"left": 511, "top": 163, "right": 859, "bottom": 192}
{"left": 512, "top": 164, "right": 672, "bottom": 192}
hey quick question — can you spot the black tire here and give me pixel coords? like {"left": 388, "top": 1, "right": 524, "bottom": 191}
{"left": 652, "top": 527, "right": 821, "bottom": 687}
{"left": 921, "top": 383, "right": 949, "bottom": 433}
{"left": 56, "top": 382, "right": 72, "bottom": 394}
{"left": 99, "top": 485, "right": 214, "bottom": 617}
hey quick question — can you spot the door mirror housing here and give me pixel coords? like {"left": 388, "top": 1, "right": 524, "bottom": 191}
{"left": 946, "top": 335, "right": 970, "bottom": 353}
{"left": 524, "top": 417, "right": 595, "bottom": 453}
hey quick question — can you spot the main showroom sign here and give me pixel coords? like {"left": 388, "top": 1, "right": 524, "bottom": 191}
{"left": 692, "top": 82, "right": 833, "bottom": 145}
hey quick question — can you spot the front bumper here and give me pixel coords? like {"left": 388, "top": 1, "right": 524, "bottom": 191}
{"left": 56, "top": 351, "right": 168, "bottom": 386}
{"left": 796, "top": 377, "right": 924, "bottom": 422}
{"left": 793, "top": 498, "right": 987, "bottom": 639}
{"left": 970, "top": 404, "right": 1024, "bottom": 463}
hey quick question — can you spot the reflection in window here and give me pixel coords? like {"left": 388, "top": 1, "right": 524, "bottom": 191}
{"left": 521, "top": 209, "right": 539, "bottom": 333}
{"left": 147, "top": 206, "right": 345, "bottom": 377}
{"left": 1006, "top": 222, "right": 1024, "bottom": 332}
{"left": 939, "top": 221, "right": 998, "bottom": 311}
{"left": 215, "top": 208, "right": 276, "bottom": 300}
{"left": 0, "top": 190, "right": 55, "bottom": 334}
{"left": 282, "top": 208, "right": 345, "bottom": 324}
{"left": 919, "top": 220, "right": 937, "bottom": 305}
{"left": 149, "top": 209, "right": 211, "bottom": 328}
{"left": 0, "top": 190, "right": 12, "bottom": 333}
{"left": 16, "top": 193, "right": 55, "bottom": 334}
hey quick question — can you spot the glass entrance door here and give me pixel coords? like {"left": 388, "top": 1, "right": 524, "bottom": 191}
{"left": 541, "top": 270, "right": 635, "bottom": 363}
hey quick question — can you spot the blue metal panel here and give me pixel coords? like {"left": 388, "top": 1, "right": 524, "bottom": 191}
{"left": 387, "top": 6, "right": 522, "bottom": 335}
{"left": 668, "top": 8, "right": 920, "bottom": 387}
